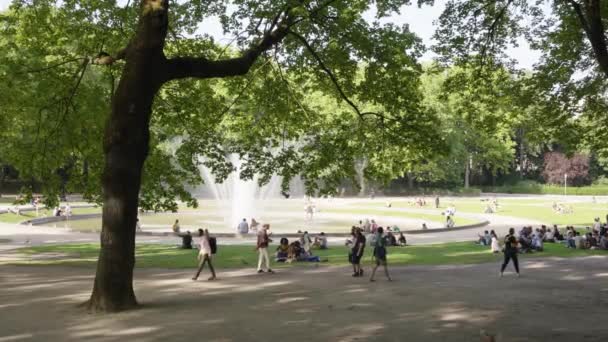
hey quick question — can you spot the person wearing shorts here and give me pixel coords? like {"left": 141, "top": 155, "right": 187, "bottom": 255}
{"left": 370, "top": 227, "right": 392, "bottom": 282}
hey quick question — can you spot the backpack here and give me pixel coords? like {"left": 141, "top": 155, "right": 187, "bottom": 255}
{"left": 209, "top": 237, "right": 217, "bottom": 254}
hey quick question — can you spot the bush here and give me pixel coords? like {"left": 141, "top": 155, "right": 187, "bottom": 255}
{"left": 482, "top": 180, "right": 608, "bottom": 195}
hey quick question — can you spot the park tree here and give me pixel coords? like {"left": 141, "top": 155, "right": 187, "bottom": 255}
{"left": 542, "top": 151, "right": 591, "bottom": 186}
{"left": 433, "top": 0, "right": 608, "bottom": 162}
{"left": 0, "top": 0, "right": 441, "bottom": 312}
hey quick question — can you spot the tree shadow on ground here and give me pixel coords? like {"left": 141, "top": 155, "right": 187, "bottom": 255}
{"left": 1, "top": 256, "right": 608, "bottom": 341}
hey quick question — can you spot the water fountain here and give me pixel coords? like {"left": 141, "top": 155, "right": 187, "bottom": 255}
{"left": 198, "top": 154, "right": 284, "bottom": 230}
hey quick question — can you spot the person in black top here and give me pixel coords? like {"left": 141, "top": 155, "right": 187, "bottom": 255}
{"left": 178, "top": 231, "right": 193, "bottom": 249}
{"left": 351, "top": 228, "right": 366, "bottom": 277}
{"left": 500, "top": 228, "right": 520, "bottom": 277}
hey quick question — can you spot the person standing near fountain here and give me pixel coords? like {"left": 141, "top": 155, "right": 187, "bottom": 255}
{"left": 238, "top": 218, "right": 249, "bottom": 234}
{"left": 256, "top": 224, "right": 274, "bottom": 273}
{"left": 192, "top": 229, "right": 216, "bottom": 281}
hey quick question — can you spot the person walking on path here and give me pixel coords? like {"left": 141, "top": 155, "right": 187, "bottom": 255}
{"left": 370, "top": 227, "right": 392, "bottom": 282}
{"left": 351, "top": 228, "right": 366, "bottom": 277}
{"left": 500, "top": 228, "right": 520, "bottom": 277}
{"left": 257, "top": 224, "right": 274, "bottom": 273}
{"left": 192, "top": 229, "right": 216, "bottom": 281}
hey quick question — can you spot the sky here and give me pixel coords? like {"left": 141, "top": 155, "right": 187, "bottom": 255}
{"left": 0, "top": 0, "right": 539, "bottom": 69}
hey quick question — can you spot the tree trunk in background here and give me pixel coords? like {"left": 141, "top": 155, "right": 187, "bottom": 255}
{"left": 464, "top": 155, "right": 471, "bottom": 189}
{"left": 407, "top": 172, "right": 414, "bottom": 190}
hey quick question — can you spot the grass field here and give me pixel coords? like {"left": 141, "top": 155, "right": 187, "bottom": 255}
{"left": 5, "top": 240, "right": 605, "bottom": 269}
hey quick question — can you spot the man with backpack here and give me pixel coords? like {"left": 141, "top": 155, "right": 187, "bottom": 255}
{"left": 192, "top": 229, "right": 217, "bottom": 281}
{"left": 256, "top": 224, "right": 274, "bottom": 273}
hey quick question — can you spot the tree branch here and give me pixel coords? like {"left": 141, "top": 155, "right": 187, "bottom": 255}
{"left": 288, "top": 30, "right": 366, "bottom": 119}
{"left": 92, "top": 47, "right": 128, "bottom": 66}
{"left": 479, "top": 0, "right": 514, "bottom": 64}
{"left": 19, "top": 57, "right": 88, "bottom": 74}
{"left": 566, "top": 0, "right": 608, "bottom": 77}
{"left": 165, "top": 20, "right": 292, "bottom": 81}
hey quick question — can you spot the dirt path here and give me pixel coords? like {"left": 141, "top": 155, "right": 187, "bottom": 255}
{"left": 1, "top": 256, "right": 607, "bottom": 341}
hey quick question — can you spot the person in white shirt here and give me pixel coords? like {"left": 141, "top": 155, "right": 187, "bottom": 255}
{"left": 237, "top": 218, "right": 249, "bottom": 234}
{"left": 490, "top": 231, "right": 501, "bottom": 253}
{"left": 592, "top": 218, "right": 601, "bottom": 233}
{"left": 256, "top": 224, "right": 273, "bottom": 273}
{"left": 192, "top": 229, "right": 216, "bottom": 281}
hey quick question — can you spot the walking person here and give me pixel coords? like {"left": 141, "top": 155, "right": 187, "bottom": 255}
{"left": 256, "top": 224, "right": 274, "bottom": 273}
{"left": 351, "top": 228, "right": 366, "bottom": 277}
{"left": 192, "top": 229, "right": 216, "bottom": 281}
{"left": 500, "top": 228, "right": 520, "bottom": 277}
{"left": 370, "top": 227, "right": 392, "bottom": 282}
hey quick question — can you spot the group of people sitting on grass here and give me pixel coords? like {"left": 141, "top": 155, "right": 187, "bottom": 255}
{"left": 477, "top": 222, "right": 608, "bottom": 253}
{"left": 274, "top": 231, "right": 328, "bottom": 263}
{"left": 552, "top": 202, "right": 573, "bottom": 214}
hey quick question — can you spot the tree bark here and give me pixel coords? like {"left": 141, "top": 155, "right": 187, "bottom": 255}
{"left": 86, "top": 0, "right": 168, "bottom": 312}
{"left": 464, "top": 155, "right": 471, "bottom": 189}
{"left": 406, "top": 172, "right": 414, "bottom": 190}
{"left": 566, "top": 0, "right": 608, "bottom": 77}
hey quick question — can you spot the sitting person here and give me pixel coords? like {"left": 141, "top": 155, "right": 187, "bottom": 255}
{"left": 518, "top": 230, "right": 532, "bottom": 253}
{"left": 178, "top": 230, "right": 193, "bottom": 249}
{"left": 398, "top": 232, "right": 407, "bottom": 246}
{"left": 544, "top": 228, "right": 555, "bottom": 242}
{"left": 592, "top": 217, "right": 601, "bottom": 233}
{"left": 600, "top": 232, "right": 608, "bottom": 250}
{"left": 532, "top": 230, "right": 544, "bottom": 252}
{"left": 276, "top": 237, "right": 289, "bottom": 261}
{"left": 574, "top": 231, "right": 584, "bottom": 249}
{"left": 477, "top": 232, "right": 487, "bottom": 246}
{"left": 386, "top": 231, "right": 398, "bottom": 246}
{"left": 566, "top": 228, "right": 576, "bottom": 248}
{"left": 586, "top": 233, "right": 598, "bottom": 249}
{"left": 287, "top": 241, "right": 303, "bottom": 262}
{"left": 554, "top": 225, "right": 564, "bottom": 241}
{"left": 315, "top": 232, "right": 328, "bottom": 250}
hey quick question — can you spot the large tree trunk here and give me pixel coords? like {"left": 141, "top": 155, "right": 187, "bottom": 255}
{"left": 85, "top": 0, "right": 291, "bottom": 312}
{"left": 86, "top": 0, "right": 167, "bottom": 312}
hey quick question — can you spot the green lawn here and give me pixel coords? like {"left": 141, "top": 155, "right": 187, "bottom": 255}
{"left": 6, "top": 241, "right": 605, "bottom": 269}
